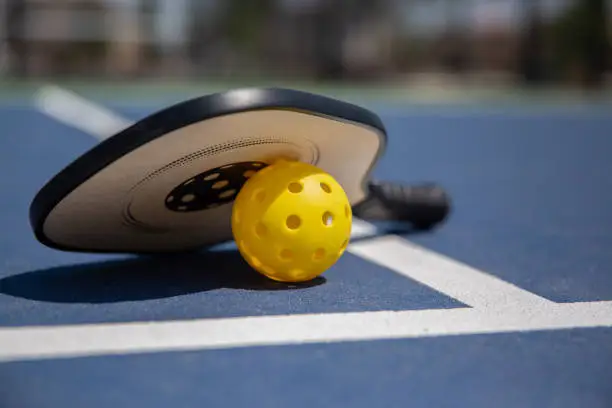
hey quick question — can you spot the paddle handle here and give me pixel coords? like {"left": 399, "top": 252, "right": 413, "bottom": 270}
{"left": 354, "top": 181, "right": 451, "bottom": 230}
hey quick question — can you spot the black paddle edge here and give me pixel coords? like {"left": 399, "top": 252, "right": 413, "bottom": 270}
{"left": 29, "top": 87, "right": 388, "bottom": 253}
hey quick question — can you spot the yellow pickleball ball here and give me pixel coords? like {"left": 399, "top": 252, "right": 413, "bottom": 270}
{"left": 231, "top": 160, "right": 352, "bottom": 282}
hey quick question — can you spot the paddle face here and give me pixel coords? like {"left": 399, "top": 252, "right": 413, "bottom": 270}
{"left": 30, "top": 88, "right": 387, "bottom": 253}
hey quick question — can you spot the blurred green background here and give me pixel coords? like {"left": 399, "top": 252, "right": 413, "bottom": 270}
{"left": 0, "top": 0, "right": 610, "bottom": 103}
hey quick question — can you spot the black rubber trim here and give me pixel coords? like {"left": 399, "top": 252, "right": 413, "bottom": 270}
{"left": 30, "top": 87, "right": 387, "bottom": 253}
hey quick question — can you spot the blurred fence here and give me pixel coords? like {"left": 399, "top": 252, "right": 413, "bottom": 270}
{"left": 0, "top": 0, "right": 610, "bottom": 88}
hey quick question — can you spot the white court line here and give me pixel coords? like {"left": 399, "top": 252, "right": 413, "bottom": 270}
{"left": 349, "top": 219, "right": 378, "bottom": 239}
{"left": 1, "top": 301, "right": 611, "bottom": 362}
{"left": 349, "top": 236, "right": 555, "bottom": 310}
{"left": 34, "top": 85, "right": 131, "bottom": 139}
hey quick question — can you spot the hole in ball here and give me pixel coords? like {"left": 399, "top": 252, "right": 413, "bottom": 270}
{"left": 286, "top": 215, "right": 301, "bottom": 230}
{"left": 244, "top": 170, "right": 256, "bottom": 178}
{"left": 280, "top": 248, "right": 293, "bottom": 261}
{"left": 204, "top": 173, "right": 220, "bottom": 181}
{"left": 288, "top": 182, "right": 303, "bottom": 194}
{"left": 253, "top": 190, "right": 266, "bottom": 203}
{"left": 251, "top": 256, "right": 262, "bottom": 268}
{"left": 255, "top": 223, "right": 268, "bottom": 238}
{"left": 261, "top": 265, "right": 276, "bottom": 277}
{"left": 239, "top": 240, "right": 248, "bottom": 253}
{"left": 322, "top": 211, "right": 334, "bottom": 226}
{"left": 320, "top": 182, "right": 332, "bottom": 193}
{"left": 313, "top": 248, "right": 326, "bottom": 260}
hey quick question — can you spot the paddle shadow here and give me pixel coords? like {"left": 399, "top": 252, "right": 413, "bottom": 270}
{"left": 0, "top": 250, "right": 325, "bottom": 304}
{"left": 0, "top": 222, "right": 423, "bottom": 304}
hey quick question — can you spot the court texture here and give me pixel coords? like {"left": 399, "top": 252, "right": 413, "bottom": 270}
{"left": 0, "top": 81, "right": 611, "bottom": 408}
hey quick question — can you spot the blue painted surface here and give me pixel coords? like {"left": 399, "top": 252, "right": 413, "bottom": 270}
{"left": 374, "top": 111, "right": 612, "bottom": 302}
{"left": 2, "top": 329, "right": 611, "bottom": 408}
{"left": 0, "top": 103, "right": 611, "bottom": 407}
{"left": 0, "top": 248, "right": 463, "bottom": 326}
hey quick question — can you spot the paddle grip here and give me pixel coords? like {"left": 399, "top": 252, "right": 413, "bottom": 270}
{"left": 359, "top": 181, "right": 451, "bottom": 229}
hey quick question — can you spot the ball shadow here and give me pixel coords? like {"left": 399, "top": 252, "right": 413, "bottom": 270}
{"left": 0, "top": 250, "right": 326, "bottom": 304}
{"left": 0, "top": 222, "right": 424, "bottom": 305}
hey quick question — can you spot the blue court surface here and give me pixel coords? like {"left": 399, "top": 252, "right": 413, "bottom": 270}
{"left": 1, "top": 89, "right": 612, "bottom": 408}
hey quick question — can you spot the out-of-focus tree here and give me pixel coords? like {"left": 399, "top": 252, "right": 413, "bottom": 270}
{"left": 219, "top": 0, "right": 276, "bottom": 51}
{"left": 552, "top": 0, "right": 609, "bottom": 88}
{"left": 440, "top": 0, "right": 469, "bottom": 74}
{"left": 5, "top": 0, "right": 28, "bottom": 77}
{"left": 309, "top": 0, "right": 398, "bottom": 80}
{"left": 517, "top": 0, "right": 546, "bottom": 85}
